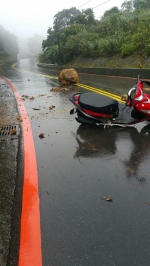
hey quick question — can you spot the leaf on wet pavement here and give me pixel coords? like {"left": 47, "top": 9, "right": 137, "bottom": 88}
{"left": 22, "top": 95, "right": 29, "bottom": 98}
{"left": 50, "top": 87, "right": 69, "bottom": 92}
{"left": 29, "top": 96, "right": 35, "bottom": 100}
{"left": 60, "top": 87, "right": 69, "bottom": 91}
{"left": 32, "top": 108, "right": 41, "bottom": 110}
{"left": 50, "top": 87, "right": 60, "bottom": 92}
{"left": 17, "top": 116, "right": 23, "bottom": 122}
{"left": 10, "top": 128, "right": 17, "bottom": 135}
{"left": 101, "top": 197, "right": 113, "bottom": 202}
{"left": 145, "top": 201, "right": 150, "bottom": 205}
{"left": 49, "top": 105, "right": 55, "bottom": 110}
{"left": 39, "top": 133, "right": 45, "bottom": 139}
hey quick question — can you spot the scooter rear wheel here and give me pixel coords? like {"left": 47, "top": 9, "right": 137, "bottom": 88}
{"left": 76, "top": 110, "right": 100, "bottom": 125}
{"left": 76, "top": 116, "right": 97, "bottom": 125}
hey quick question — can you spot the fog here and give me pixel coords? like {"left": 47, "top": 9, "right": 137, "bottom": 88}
{"left": 0, "top": 0, "right": 125, "bottom": 60}
{"left": 1, "top": 0, "right": 125, "bottom": 39}
{"left": 18, "top": 35, "right": 44, "bottom": 59}
{"left": 0, "top": 24, "right": 43, "bottom": 60}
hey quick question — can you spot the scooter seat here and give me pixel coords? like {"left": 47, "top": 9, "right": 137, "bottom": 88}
{"left": 78, "top": 93, "right": 118, "bottom": 114}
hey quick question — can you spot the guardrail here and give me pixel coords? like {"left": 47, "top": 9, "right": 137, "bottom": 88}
{"left": 37, "top": 63, "right": 58, "bottom": 69}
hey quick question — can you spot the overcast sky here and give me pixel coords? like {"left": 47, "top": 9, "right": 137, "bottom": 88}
{"left": 0, "top": 0, "right": 125, "bottom": 39}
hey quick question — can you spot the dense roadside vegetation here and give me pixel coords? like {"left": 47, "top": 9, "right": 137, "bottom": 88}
{"left": 0, "top": 25, "right": 19, "bottom": 62}
{"left": 38, "top": 0, "right": 150, "bottom": 68}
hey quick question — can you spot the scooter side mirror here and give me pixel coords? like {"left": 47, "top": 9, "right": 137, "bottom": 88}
{"left": 126, "top": 87, "right": 136, "bottom": 107}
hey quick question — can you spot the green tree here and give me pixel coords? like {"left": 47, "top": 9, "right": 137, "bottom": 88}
{"left": 42, "top": 28, "right": 57, "bottom": 50}
{"left": 53, "top": 7, "right": 80, "bottom": 31}
{"left": 133, "top": 0, "right": 150, "bottom": 10}
{"left": 121, "top": 1, "right": 134, "bottom": 12}
{"left": 38, "top": 4, "right": 150, "bottom": 64}
{"left": 70, "top": 8, "right": 95, "bottom": 26}
{"left": 103, "top": 6, "right": 120, "bottom": 17}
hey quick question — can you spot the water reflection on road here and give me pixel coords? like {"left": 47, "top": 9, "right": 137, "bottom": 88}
{"left": 74, "top": 124, "right": 150, "bottom": 181}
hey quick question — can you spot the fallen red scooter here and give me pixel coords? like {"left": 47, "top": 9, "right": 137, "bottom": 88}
{"left": 69, "top": 75, "right": 150, "bottom": 131}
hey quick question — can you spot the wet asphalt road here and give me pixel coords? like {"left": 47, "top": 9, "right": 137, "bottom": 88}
{"left": 1, "top": 59, "right": 150, "bottom": 266}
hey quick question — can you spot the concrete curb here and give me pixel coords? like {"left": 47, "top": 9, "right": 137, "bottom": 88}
{"left": 0, "top": 78, "right": 23, "bottom": 266}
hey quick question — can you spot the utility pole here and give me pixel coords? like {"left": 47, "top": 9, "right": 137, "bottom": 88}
{"left": 55, "top": 18, "right": 62, "bottom": 66}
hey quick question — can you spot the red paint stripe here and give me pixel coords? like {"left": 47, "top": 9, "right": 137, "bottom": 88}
{"left": 1, "top": 77, "right": 42, "bottom": 266}
{"left": 83, "top": 108, "right": 113, "bottom": 118}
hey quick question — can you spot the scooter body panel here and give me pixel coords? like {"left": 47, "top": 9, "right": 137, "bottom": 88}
{"left": 69, "top": 78, "right": 150, "bottom": 130}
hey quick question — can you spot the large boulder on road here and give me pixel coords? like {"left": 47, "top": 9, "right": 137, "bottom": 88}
{"left": 58, "top": 68, "right": 79, "bottom": 85}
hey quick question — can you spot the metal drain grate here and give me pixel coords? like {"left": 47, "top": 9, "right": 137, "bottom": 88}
{"left": 0, "top": 125, "right": 20, "bottom": 140}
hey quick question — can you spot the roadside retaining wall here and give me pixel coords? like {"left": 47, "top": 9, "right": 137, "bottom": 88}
{"left": 61, "top": 67, "right": 150, "bottom": 79}
{"left": 37, "top": 63, "right": 150, "bottom": 78}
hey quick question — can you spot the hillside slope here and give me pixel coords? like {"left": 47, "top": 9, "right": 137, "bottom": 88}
{"left": 67, "top": 55, "right": 150, "bottom": 69}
